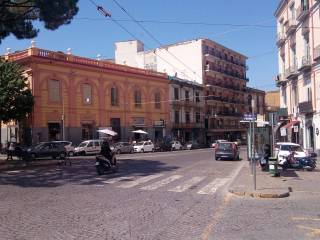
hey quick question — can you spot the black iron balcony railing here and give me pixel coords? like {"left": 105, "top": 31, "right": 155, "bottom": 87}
{"left": 296, "top": 5, "right": 309, "bottom": 22}
{"left": 276, "top": 32, "right": 286, "bottom": 46}
{"left": 285, "top": 18, "right": 298, "bottom": 35}
{"left": 299, "top": 55, "right": 311, "bottom": 71}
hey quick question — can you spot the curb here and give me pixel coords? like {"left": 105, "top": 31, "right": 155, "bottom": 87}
{"left": 228, "top": 188, "right": 290, "bottom": 198}
{"left": 0, "top": 159, "right": 71, "bottom": 172}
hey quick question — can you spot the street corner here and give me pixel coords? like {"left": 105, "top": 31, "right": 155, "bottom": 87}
{"left": 228, "top": 187, "right": 290, "bottom": 199}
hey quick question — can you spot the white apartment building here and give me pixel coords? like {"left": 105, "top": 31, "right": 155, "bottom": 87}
{"left": 115, "top": 39, "right": 249, "bottom": 143}
{"left": 275, "top": 0, "right": 320, "bottom": 151}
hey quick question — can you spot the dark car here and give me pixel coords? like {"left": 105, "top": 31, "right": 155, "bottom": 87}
{"left": 154, "top": 141, "right": 172, "bottom": 152}
{"left": 214, "top": 142, "right": 239, "bottom": 161}
{"left": 111, "top": 142, "right": 134, "bottom": 154}
{"left": 25, "top": 142, "right": 67, "bottom": 160}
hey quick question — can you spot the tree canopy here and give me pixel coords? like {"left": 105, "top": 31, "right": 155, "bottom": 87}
{"left": 0, "top": 58, "right": 34, "bottom": 123}
{"left": 0, "top": 0, "right": 79, "bottom": 44}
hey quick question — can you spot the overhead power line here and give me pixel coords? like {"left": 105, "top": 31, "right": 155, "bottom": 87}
{"left": 88, "top": 0, "right": 198, "bottom": 81}
{"left": 111, "top": 0, "right": 202, "bottom": 81}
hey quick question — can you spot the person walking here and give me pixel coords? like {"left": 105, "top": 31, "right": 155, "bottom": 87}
{"left": 6, "top": 142, "right": 15, "bottom": 160}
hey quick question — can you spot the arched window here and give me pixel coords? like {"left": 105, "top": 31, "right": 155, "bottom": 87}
{"left": 111, "top": 86, "right": 118, "bottom": 106}
{"left": 155, "top": 92, "right": 161, "bottom": 109}
{"left": 134, "top": 90, "right": 142, "bottom": 108}
{"left": 82, "top": 83, "right": 92, "bottom": 104}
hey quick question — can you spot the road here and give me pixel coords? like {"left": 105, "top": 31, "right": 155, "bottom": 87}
{"left": 0, "top": 148, "right": 245, "bottom": 240}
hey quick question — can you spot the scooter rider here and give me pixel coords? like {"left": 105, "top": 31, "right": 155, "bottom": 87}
{"left": 100, "top": 138, "right": 113, "bottom": 164}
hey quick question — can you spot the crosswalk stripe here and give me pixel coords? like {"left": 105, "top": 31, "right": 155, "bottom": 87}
{"left": 197, "top": 178, "right": 229, "bottom": 195}
{"left": 168, "top": 176, "right": 206, "bottom": 193}
{"left": 102, "top": 176, "right": 134, "bottom": 184}
{"left": 118, "top": 174, "right": 164, "bottom": 188}
{"left": 140, "top": 175, "right": 183, "bottom": 190}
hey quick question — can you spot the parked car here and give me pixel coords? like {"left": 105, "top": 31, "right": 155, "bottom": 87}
{"left": 133, "top": 141, "right": 155, "bottom": 153}
{"left": 171, "top": 141, "right": 183, "bottom": 151}
{"left": 111, "top": 142, "right": 134, "bottom": 154}
{"left": 211, "top": 139, "right": 227, "bottom": 148}
{"left": 214, "top": 142, "right": 239, "bottom": 161}
{"left": 25, "top": 142, "right": 67, "bottom": 160}
{"left": 74, "top": 139, "right": 103, "bottom": 156}
{"left": 52, "top": 141, "right": 75, "bottom": 156}
{"left": 275, "top": 142, "right": 307, "bottom": 163}
{"left": 185, "top": 141, "right": 205, "bottom": 150}
{"left": 154, "top": 141, "right": 172, "bottom": 152}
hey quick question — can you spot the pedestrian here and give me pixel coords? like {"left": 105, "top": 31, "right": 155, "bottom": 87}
{"left": 6, "top": 141, "right": 15, "bottom": 160}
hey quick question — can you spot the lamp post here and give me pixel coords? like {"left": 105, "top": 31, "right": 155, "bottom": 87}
{"left": 61, "top": 94, "right": 65, "bottom": 141}
{"left": 252, "top": 98, "right": 256, "bottom": 190}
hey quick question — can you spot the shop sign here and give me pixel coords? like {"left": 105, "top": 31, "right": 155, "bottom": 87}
{"left": 280, "top": 128, "right": 287, "bottom": 136}
{"left": 293, "top": 126, "right": 299, "bottom": 133}
{"left": 132, "top": 117, "right": 144, "bottom": 126}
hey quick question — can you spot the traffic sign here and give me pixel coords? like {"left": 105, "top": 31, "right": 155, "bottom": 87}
{"left": 243, "top": 113, "right": 256, "bottom": 121}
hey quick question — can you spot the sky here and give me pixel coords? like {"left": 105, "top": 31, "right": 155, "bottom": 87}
{"left": 0, "top": 0, "right": 281, "bottom": 91}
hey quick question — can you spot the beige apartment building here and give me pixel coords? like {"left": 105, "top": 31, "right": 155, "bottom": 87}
{"left": 115, "top": 39, "right": 250, "bottom": 143}
{"left": 275, "top": 0, "right": 320, "bottom": 152}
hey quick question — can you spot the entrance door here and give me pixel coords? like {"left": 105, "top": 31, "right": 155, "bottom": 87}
{"left": 48, "top": 123, "right": 61, "bottom": 141}
{"left": 110, "top": 118, "right": 121, "bottom": 140}
{"left": 308, "top": 125, "right": 314, "bottom": 150}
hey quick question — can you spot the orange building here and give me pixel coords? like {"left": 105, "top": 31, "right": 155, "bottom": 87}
{"left": 5, "top": 47, "right": 169, "bottom": 145}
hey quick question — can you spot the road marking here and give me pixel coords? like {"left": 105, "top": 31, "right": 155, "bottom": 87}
{"left": 292, "top": 217, "right": 320, "bottom": 221}
{"left": 168, "top": 176, "right": 206, "bottom": 192}
{"left": 118, "top": 173, "right": 164, "bottom": 188}
{"left": 197, "top": 178, "right": 230, "bottom": 195}
{"left": 102, "top": 176, "right": 134, "bottom": 184}
{"left": 141, "top": 175, "right": 182, "bottom": 190}
{"left": 297, "top": 225, "right": 320, "bottom": 238}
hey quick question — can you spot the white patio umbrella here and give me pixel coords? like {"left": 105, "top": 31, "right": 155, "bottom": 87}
{"left": 97, "top": 128, "right": 118, "bottom": 136}
{"left": 132, "top": 130, "right": 148, "bottom": 134}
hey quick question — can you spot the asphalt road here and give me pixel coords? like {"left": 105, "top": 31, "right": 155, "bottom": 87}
{"left": 0, "top": 148, "right": 245, "bottom": 240}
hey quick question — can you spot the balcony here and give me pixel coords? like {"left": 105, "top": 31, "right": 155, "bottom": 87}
{"left": 275, "top": 74, "right": 286, "bottom": 87}
{"left": 285, "top": 18, "right": 298, "bottom": 35}
{"left": 296, "top": 5, "right": 309, "bottom": 22}
{"left": 314, "top": 45, "right": 320, "bottom": 61}
{"left": 276, "top": 32, "right": 286, "bottom": 46}
{"left": 299, "top": 55, "right": 311, "bottom": 71}
{"left": 299, "top": 101, "right": 313, "bottom": 114}
{"left": 285, "top": 63, "right": 298, "bottom": 79}
{"left": 172, "top": 122, "right": 204, "bottom": 129}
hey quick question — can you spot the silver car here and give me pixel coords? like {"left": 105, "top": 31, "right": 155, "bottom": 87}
{"left": 112, "top": 142, "right": 134, "bottom": 154}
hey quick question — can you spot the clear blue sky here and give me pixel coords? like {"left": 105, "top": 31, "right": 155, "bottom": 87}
{"left": 0, "top": 0, "right": 280, "bottom": 91}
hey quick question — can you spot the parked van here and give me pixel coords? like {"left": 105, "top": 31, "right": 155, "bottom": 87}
{"left": 74, "top": 139, "right": 103, "bottom": 156}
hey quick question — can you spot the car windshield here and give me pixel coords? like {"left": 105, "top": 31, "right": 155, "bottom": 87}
{"left": 34, "top": 143, "right": 45, "bottom": 150}
{"left": 281, "top": 145, "right": 303, "bottom": 152}
{"left": 135, "top": 142, "right": 144, "bottom": 146}
{"left": 78, "top": 142, "right": 87, "bottom": 148}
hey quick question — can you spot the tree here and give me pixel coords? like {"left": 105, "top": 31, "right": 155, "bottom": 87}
{"left": 0, "top": 59, "right": 34, "bottom": 145}
{"left": 0, "top": 0, "right": 79, "bottom": 44}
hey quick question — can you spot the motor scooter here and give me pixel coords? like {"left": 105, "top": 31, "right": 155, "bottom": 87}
{"left": 95, "top": 153, "right": 118, "bottom": 175}
{"left": 280, "top": 151, "right": 316, "bottom": 171}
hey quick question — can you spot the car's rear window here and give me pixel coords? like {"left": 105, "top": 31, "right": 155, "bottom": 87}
{"left": 218, "top": 143, "right": 233, "bottom": 150}
{"left": 280, "top": 145, "right": 303, "bottom": 152}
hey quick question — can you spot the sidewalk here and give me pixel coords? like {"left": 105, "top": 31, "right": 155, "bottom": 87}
{"left": 228, "top": 161, "right": 291, "bottom": 198}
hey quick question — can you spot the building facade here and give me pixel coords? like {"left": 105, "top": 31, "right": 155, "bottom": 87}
{"left": 3, "top": 47, "right": 170, "bottom": 145}
{"left": 168, "top": 76, "right": 205, "bottom": 144}
{"left": 275, "top": 0, "right": 320, "bottom": 152}
{"left": 115, "top": 39, "right": 250, "bottom": 143}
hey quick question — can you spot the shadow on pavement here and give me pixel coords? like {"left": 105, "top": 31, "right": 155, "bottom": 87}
{"left": 0, "top": 158, "right": 179, "bottom": 188}
{"left": 281, "top": 169, "right": 299, "bottom": 177}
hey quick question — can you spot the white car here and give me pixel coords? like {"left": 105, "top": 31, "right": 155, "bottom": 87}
{"left": 171, "top": 141, "right": 182, "bottom": 151}
{"left": 275, "top": 142, "right": 307, "bottom": 164}
{"left": 133, "top": 141, "right": 154, "bottom": 153}
{"left": 74, "top": 139, "right": 103, "bottom": 156}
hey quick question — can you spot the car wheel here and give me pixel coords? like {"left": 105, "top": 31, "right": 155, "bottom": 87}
{"left": 130, "top": 149, "right": 134, "bottom": 154}
{"left": 152, "top": 148, "right": 155, "bottom": 152}
{"left": 117, "top": 149, "right": 121, "bottom": 155}
{"left": 68, "top": 151, "right": 74, "bottom": 157}
{"left": 59, "top": 152, "right": 66, "bottom": 160}
{"left": 141, "top": 149, "right": 144, "bottom": 153}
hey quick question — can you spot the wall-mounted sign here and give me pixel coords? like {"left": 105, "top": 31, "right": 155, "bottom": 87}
{"left": 293, "top": 126, "right": 299, "bottom": 133}
{"left": 154, "top": 120, "right": 164, "bottom": 127}
{"left": 280, "top": 128, "right": 287, "bottom": 136}
{"left": 316, "top": 128, "right": 319, "bottom": 136}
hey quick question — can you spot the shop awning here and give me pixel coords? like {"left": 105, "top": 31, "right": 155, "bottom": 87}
{"left": 281, "top": 120, "right": 300, "bottom": 129}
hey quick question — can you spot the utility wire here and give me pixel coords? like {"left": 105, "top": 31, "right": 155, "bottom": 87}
{"left": 88, "top": 0, "right": 198, "bottom": 81}
{"left": 111, "top": 0, "right": 202, "bottom": 81}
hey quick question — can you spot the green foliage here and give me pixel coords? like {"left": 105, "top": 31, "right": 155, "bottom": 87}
{"left": 0, "top": 59, "right": 34, "bottom": 123}
{"left": 0, "top": 0, "right": 79, "bottom": 43}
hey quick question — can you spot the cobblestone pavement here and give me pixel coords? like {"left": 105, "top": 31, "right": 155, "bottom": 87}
{"left": 0, "top": 148, "right": 244, "bottom": 240}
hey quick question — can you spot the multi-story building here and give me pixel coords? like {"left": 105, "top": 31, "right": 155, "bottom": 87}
{"left": 115, "top": 39, "right": 249, "bottom": 143}
{"left": 275, "top": 0, "right": 320, "bottom": 151}
{"left": 168, "top": 76, "right": 205, "bottom": 144}
{"left": 3, "top": 46, "right": 169, "bottom": 145}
